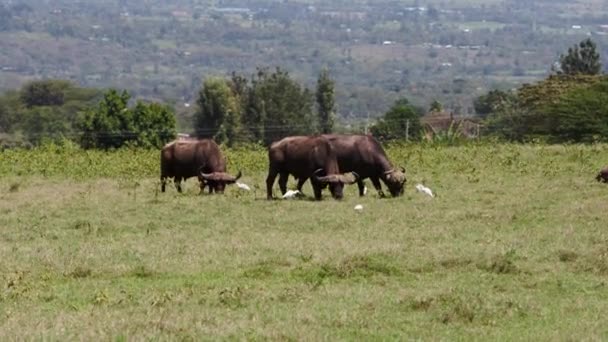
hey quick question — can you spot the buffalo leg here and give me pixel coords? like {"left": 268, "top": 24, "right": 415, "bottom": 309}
{"left": 278, "top": 173, "right": 289, "bottom": 195}
{"left": 161, "top": 176, "right": 167, "bottom": 192}
{"left": 311, "top": 181, "right": 323, "bottom": 200}
{"left": 296, "top": 178, "right": 307, "bottom": 193}
{"left": 370, "top": 177, "right": 385, "bottom": 197}
{"left": 357, "top": 179, "right": 366, "bottom": 196}
{"left": 198, "top": 178, "right": 206, "bottom": 195}
{"left": 174, "top": 177, "right": 183, "bottom": 193}
{"left": 266, "top": 168, "right": 279, "bottom": 199}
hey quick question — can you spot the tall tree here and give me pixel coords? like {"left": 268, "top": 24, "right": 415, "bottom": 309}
{"left": 429, "top": 100, "right": 443, "bottom": 113}
{"left": 21, "top": 106, "right": 72, "bottom": 145}
{"left": 0, "top": 98, "right": 12, "bottom": 132}
{"left": 370, "top": 98, "right": 421, "bottom": 141}
{"left": 131, "top": 102, "right": 176, "bottom": 148}
{"left": 557, "top": 38, "right": 602, "bottom": 76}
{"left": 79, "top": 89, "right": 132, "bottom": 149}
{"left": 245, "top": 67, "right": 314, "bottom": 145}
{"left": 316, "top": 68, "right": 335, "bottom": 134}
{"left": 473, "top": 90, "right": 514, "bottom": 118}
{"left": 543, "top": 79, "right": 608, "bottom": 142}
{"left": 193, "top": 77, "right": 241, "bottom": 145}
{"left": 20, "top": 80, "right": 71, "bottom": 108}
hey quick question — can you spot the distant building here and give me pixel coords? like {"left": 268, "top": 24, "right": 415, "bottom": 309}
{"left": 320, "top": 11, "right": 366, "bottom": 20}
{"left": 213, "top": 7, "right": 252, "bottom": 14}
{"left": 172, "top": 10, "right": 190, "bottom": 18}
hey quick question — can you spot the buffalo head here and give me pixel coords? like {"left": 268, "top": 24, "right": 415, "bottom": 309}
{"left": 383, "top": 167, "right": 407, "bottom": 197}
{"left": 597, "top": 168, "right": 608, "bottom": 183}
{"left": 198, "top": 169, "right": 242, "bottom": 193}
{"left": 313, "top": 169, "right": 359, "bottom": 200}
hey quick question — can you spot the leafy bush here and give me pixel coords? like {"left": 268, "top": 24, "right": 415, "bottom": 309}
{"left": 79, "top": 89, "right": 176, "bottom": 149}
{"left": 484, "top": 75, "right": 608, "bottom": 143}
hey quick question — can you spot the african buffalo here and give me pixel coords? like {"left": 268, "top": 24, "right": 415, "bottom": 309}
{"left": 160, "top": 139, "right": 241, "bottom": 194}
{"left": 318, "top": 134, "right": 407, "bottom": 197}
{"left": 597, "top": 166, "right": 608, "bottom": 183}
{"left": 266, "top": 135, "right": 358, "bottom": 200}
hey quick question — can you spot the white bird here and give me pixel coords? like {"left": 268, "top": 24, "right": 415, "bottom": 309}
{"left": 415, "top": 184, "right": 435, "bottom": 198}
{"left": 354, "top": 204, "right": 364, "bottom": 211}
{"left": 282, "top": 190, "right": 301, "bottom": 199}
{"left": 236, "top": 182, "right": 251, "bottom": 191}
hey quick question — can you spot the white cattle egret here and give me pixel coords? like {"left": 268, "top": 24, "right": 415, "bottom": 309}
{"left": 282, "top": 190, "right": 301, "bottom": 199}
{"left": 354, "top": 204, "right": 363, "bottom": 211}
{"left": 415, "top": 184, "right": 435, "bottom": 198}
{"left": 236, "top": 182, "right": 251, "bottom": 191}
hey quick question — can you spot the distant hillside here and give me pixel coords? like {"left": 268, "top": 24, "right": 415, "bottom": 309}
{"left": 1, "top": 0, "right": 607, "bottom": 128}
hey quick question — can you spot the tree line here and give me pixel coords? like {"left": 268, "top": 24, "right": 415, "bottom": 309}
{"left": 478, "top": 38, "right": 608, "bottom": 143}
{"left": 193, "top": 67, "right": 333, "bottom": 146}
{"left": 0, "top": 81, "right": 176, "bottom": 148}
{"left": 0, "top": 68, "right": 343, "bottom": 148}
{"left": 1, "top": 38, "right": 606, "bottom": 148}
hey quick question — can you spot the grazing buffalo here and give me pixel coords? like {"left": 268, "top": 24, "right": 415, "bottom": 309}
{"left": 318, "top": 134, "right": 407, "bottom": 197}
{"left": 597, "top": 166, "right": 608, "bottom": 183}
{"left": 160, "top": 139, "right": 241, "bottom": 194}
{"left": 266, "top": 136, "right": 358, "bottom": 200}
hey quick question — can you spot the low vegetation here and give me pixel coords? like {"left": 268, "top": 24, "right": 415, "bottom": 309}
{"left": 1, "top": 143, "right": 607, "bottom": 339}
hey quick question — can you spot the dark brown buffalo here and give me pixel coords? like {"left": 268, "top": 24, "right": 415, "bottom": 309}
{"left": 160, "top": 139, "right": 241, "bottom": 194}
{"left": 597, "top": 166, "right": 608, "bottom": 183}
{"left": 266, "top": 136, "right": 358, "bottom": 200}
{"left": 317, "top": 134, "right": 406, "bottom": 197}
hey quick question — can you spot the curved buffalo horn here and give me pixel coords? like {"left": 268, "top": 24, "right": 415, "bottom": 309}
{"left": 314, "top": 169, "right": 359, "bottom": 184}
{"left": 384, "top": 169, "right": 395, "bottom": 176}
{"left": 313, "top": 168, "right": 328, "bottom": 184}
{"left": 400, "top": 167, "right": 406, "bottom": 173}
{"left": 313, "top": 168, "right": 339, "bottom": 184}
{"left": 224, "top": 170, "right": 242, "bottom": 184}
{"left": 199, "top": 170, "right": 242, "bottom": 183}
{"left": 340, "top": 172, "right": 359, "bottom": 185}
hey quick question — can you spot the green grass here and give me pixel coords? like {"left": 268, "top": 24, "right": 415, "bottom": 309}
{"left": 1, "top": 143, "right": 608, "bottom": 339}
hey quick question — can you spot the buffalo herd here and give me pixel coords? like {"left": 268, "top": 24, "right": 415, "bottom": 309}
{"left": 160, "top": 134, "right": 407, "bottom": 200}
{"left": 160, "top": 134, "right": 608, "bottom": 199}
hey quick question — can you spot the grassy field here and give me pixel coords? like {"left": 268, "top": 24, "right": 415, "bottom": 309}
{"left": 1, "top": 143, "right": 608, "bottom": 339}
